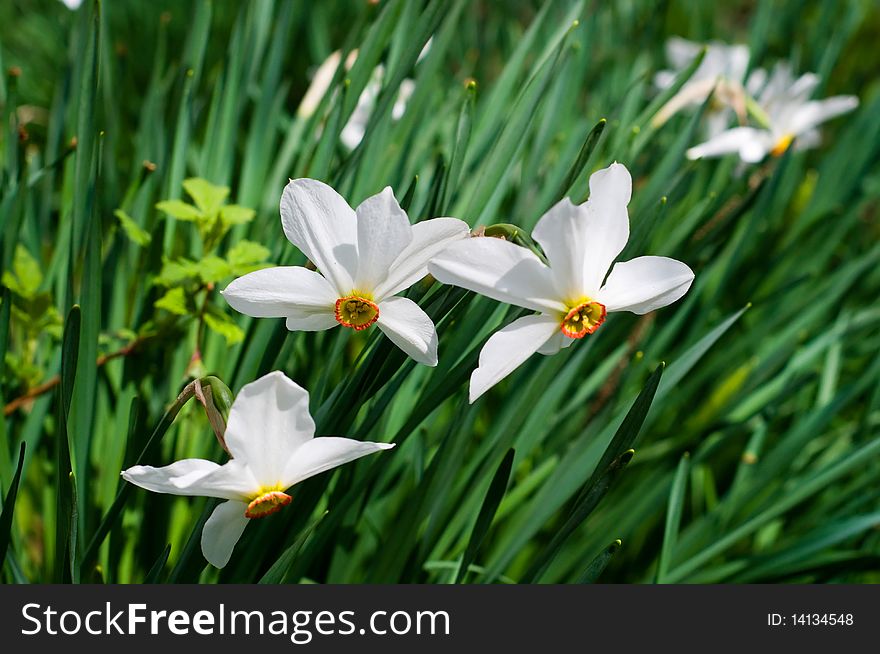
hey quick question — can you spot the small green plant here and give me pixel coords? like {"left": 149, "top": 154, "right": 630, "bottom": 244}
{"left": 152, "top": 178, "right": 270, "bottom": 350}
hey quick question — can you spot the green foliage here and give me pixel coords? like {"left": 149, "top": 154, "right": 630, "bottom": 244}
{"left": 0, "top": 0, "right": 878, "bottom": 586}
{"left": 153, "top": 179, "right": 267, "bottom": 346}
{"left": 156, "top": 177, "right": 256, "bottom": 251}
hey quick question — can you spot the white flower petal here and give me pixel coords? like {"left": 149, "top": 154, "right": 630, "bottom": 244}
{"left": 280, "top": 179, "right": 358, "bottom": 294}
{"left": 532, "top": 198, "right": 600, "bottom": 301}
{"left": 224, "top": 371, "right": 316, "bottom": 484}
{"left": 201, "top": 500, "right": 250, "bottom": 569}
{"left": 596, "top": 256, "right": 694, "bottom": 315}
{"left": 376, "top": 296, "right": 438, "bottom": 366}
{"left": 222, "top": 266, "right": 338, "bottom": 318}
{"left": 787, "top": 73, "right": 821, "bottom": 106}
{"left": 469, "top": 314, "right": 560, "bottom": 403}
{"left": 579, "top": 163, "right": 632, "bottom": 293}
{"left": 392, "top": 79, "right": 415, "bottom": 120}
{"left": 686, "top": 126, "right": 769, "bottom": 161}
{"left": 354, "top": 187, "right": 413, "bottom": 292}
{"left": 537, "top": 330, "right": 575, "bottom": 356}
{"left": 281, "top": 437, "right": 394, "bottom": 488}
{"left": 665, "top": 37, "right": 701, "bottom": 70}
{"left": 428, "top": 237, "right": 564, "bottom": 313}
{"left": 285, "top": 313, "right": 339, "bottom": 332}
{"left": 121, "top": 459, "right": 258, "bottom": 500}
{"left": 740, "top": 136, "right": 771, "bottom": 163}
{"left": 789, "top": 96, "right": 858, "bottom": 136}
{"left": 297, "top": 50, "right": 342, "bottom": 119}
{"left": 373, "top": 217, "right": 470, "bottom": 300}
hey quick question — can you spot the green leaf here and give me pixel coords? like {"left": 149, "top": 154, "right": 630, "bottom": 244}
{"left": 154, "top": 287, "right": 190, "bottom": 315}
{"left": 558, "top": 118, "right": 607, "bottom": 203}
{"left": 456, "top": 448, "right": 515, "bottom": 583}
{"left": 82, "top": 380, "right": 201, "bottom": 570}
{"left": 204, "top": 309, "right": 244, "bottom": 344}
{"left": 259, "top": 511, "right": 328, "bottom": 584}
{"left": 576, "top": 539, "right": 622, "bottom": 584}
{"left": 155, "top": 199, "right": 202, "bottom": 221}
{"left": 144, "top": 544, "right": 171, "bottom": 584}
{"left": 227, "top": 240, "right": 271, "bottom": 274}
{"left": 0, "top": 443, "right": 26, "bottom": 569}
{"left": 183, "top": 177, "right": 229, "bottom": 215}
{"left": 521, "top": 364, "right": 664, "bottom": 583}
{"left": 2, "top": 245, "right": 42, "bottom": 299}
{"left": 198, "top": 256, "right": 233, "bottom": 284}
{"left": 155, "top": 257, "right": 200, "bottom": 286}
{"left": 219, "top": 204, "right": 256, "bottom": 226}
{"left": 114, "top": 209, "right": 152, "bottom": 246}
{"left": 54, "top": 306, "right": 80, "bottom": 583}
{"left": 657, "top": 452, "right": 690, "bottom": 583}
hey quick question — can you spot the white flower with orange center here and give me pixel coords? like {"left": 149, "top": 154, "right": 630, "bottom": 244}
{"left": 121, "top": 371, "right": 393, "bottom": 568}
{"left": 687, "top": 63, "right": 859, "bottom": 163}
{"left": 222, "top": 179, "right": 469, "bottom": 366}
{"left": 428, "top": 163, "right": 694, "bottom": 403}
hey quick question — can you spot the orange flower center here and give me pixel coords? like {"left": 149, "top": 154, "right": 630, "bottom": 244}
{"left": 245, "top": 490, "right": 292, "bottom": 519}
{"left": 335, "top": 295, "right": 379, "bottom": 330}
{"left": 770, "top": 133, "right": 794, "bottom": 157}
{"left": 561, "top": 300, "right": 606, "bottom": 338}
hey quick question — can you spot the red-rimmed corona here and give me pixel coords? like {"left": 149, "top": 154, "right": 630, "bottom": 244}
{"left": 335, "top": 295, "right": 380, "bottom": 330}
{"left": 245, "top": 490, "right": 292, "bottom": 519}
{"left": 561, "top": 300, "right": 606, "bottom": 338}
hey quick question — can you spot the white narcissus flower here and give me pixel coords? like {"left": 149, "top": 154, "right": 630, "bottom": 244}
{"left": 121, "top": 371, "right": 393, "bottom": 568}
{"left": 687, "top": 63, "right": 859, "bottom": 163}
{"left": 299, "top": 40, "right": 430, "bottom": 149}
{"left": 222, "top": 179, "right": 469, "bottom": 366}
{"left": 428, "top": 163, "right": 694, "bottom": 403}
{"left": 653, "top": 37, "right": 751, "bottom": 136}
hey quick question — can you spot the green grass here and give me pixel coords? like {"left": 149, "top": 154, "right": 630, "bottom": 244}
{"left": 0, "top": 0, "right": 878, "bottom": 584}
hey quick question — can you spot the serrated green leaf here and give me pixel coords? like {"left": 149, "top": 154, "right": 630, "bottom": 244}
{"left": 219, "top": 204, "right": 256, "bottom": 226}
{"left": 198, "top": 256, "right": 233, "bottom": 284}
{"left": 156, "top": 257, "right": 200, "bottom": 286}
{"left": 155, "top": 199, "right": 202, "bottom": 221}
{"left": 154, "top": 287, "right": 189, "bottom": 315}
{"left": 2, "top": 245, "right": 42, "bottom": 299}
{"left": 183, "top": 177, "right": 229, "bottom": 215}
{"left": 228, "top": 240, "right": 271, "bottom": 267}
{"left": 114, "top": 209, "right": 152, "bottom": 246}
{"left": 204, "top": 310, "right": 244, "bottom": 344}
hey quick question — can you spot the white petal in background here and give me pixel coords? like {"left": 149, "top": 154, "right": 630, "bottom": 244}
{"left": 686, "top": 126, "right": 769, "bottom": 161}
{"left": 224, "top": 372, "right": 317, "bottom": 483}
{"left": 281, "top": 437, "right": 394, "bottom": 489}
{"left": 376, "top": 296, "right": 439, "bottom": 366}
{"left": 201, "top": 500, "right": 251, "bottom": 569}
{"left": 354, "top": 187, "right": 413, "bottom": 291}
{"left": 789, "top": 96, "right": 859, "bottom": 137}
{"left": 374, "top": 217, "right": 469, "bottom": 299}
{"left": 597, "top": 256, "right": 695, "bottom": 314}
{"left": 469, "top": 314, "right": 560, "bottom": 403}
{"left": 428, "top": 238, "right": 565, "bottom": 314}
{"left": 222, "top": 266, "right": 337, "bottom": 318}
{"left": 280, "top": 179, "right": 358, "bottom": 293}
